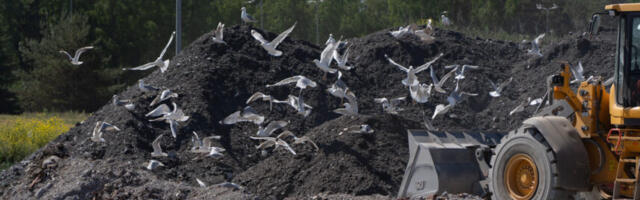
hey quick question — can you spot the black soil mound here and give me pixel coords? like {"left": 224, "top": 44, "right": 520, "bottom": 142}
{"left": 0, "top": 24, "right": 616, "bottom": 199}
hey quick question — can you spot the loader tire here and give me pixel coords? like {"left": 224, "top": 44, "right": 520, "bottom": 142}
{"left": 489, "top": 128, "right": 575, "bottom": 200}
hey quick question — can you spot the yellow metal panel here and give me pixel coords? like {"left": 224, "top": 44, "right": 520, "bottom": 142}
{"left": 606, "top": 3, "right": 640, "bottom": 12}
{"left": 609, "top": 85, "right": 640, "bottom": 125}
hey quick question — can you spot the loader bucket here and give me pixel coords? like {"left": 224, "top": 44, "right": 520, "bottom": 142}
{"left": 398, "top": 130, "right": 505, "bottom": 198}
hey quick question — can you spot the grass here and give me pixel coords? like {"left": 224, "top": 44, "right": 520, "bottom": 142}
{"left": 0, "top": 112, "right": 87, "bottom": 171}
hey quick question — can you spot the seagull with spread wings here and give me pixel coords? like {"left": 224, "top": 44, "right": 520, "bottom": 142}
{"left": 251, "top": 23, "right": 296, "bottom": 56}
{"left": 59, "top": 46, "right": 94, "bottom": 65}
{"left": 123, "top": 31, "right": 175, "bottom": 73}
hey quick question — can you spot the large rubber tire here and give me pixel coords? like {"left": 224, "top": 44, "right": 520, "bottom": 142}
{"left": 489, "top": 128, "right": 576, "bottom": 200}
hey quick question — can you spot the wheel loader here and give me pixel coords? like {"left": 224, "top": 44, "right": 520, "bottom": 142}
{"left": 398, "top": 3, "right": 640, "bottom": 199}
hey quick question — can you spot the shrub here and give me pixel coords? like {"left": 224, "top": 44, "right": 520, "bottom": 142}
{"left": 0, "top": 117, "right": 70, "bottom": 167}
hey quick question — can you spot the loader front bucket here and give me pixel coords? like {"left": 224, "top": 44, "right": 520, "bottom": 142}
{"left": 398, "top": 130, "right": 505, "bottom": 198}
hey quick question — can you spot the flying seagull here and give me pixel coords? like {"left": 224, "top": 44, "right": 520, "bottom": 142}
{"left": 313, "top": 40, "right": 339, "bottom": 80}
{"left": 112, "top": 95, "right": 135, "bottom": 110}
{"left": 277, "top": 130, "right": 319, "bottom": 151}
{"left": 325, "top": 34, "right": 335, "bottom": 46}
{"left": 145, "top": 160, "right": 165, "bottom": 170}
{"left": 570, "top": 61, "right": 585, "bottom": 84}
{"left": 59, "top": 46, "right": 94, "bottom": 65}
{"left": 211, "top": 22, "right": 226, "bottom": 44}
{"left": 151, "top": 134, "right": 168, "bottom": 157}
{"left": 196, "top": 178, "right": 207, "bottom": 187}
{"left": 138, "top": 80, "right": 159, "bottom": 93}
{"left": 150, "top": 89, "right": 178, "bottom": 107}
{"left": 246, "top": 92, "right": 275, "bottom": 111}
{"left": 374, "top": 96, "right": 406, "bottom": 115}
{"left": 191, "top": 131, "right": 222, "bottom": 153}
{"left": 256, "top": 120, "right": 288, "bottom": 137}
{"left": 146, "top": 104, "right": 171, "bottom": 118}
{"left": 266, "top": 75, "right": 317, "bottom": 90}
{"left": 273, "top": 95, "right": 313, "bottom": 117}
{"left": 445, "top": 64, "right": 479, "bottom": 80}
{"left": 409, "top": 83, "right": 433, "bottom": 103}
{"left": 334, "top": 45, "right": 353, "bottom": 70}
{"left": 123, "top": 31, "right": 175, "bottom": 73}
{"left": 447, "top": 80, "right": 478, "bottom": 107}
{"left": 326, "top": 71, "right": 351, "bottom": 103}
{"left": 251, "top": 22, "right": 296, "bottom": 56}
{"left": 510, "top": 97, "right": 532, "bottom": 116}
{"left": 91, "top": 121, "right": 120, "bottom": 142}
{"left": 333, "top": 93, "right": 358, "bottom": 116}
{"left": 489, "top": 77, "right": 513, "bottom": 97}
{"left": 441, "top": 14, "right": 452, "bottom": 26}
{"left": 241, "top": 7, "right": 257, "bottom": 23}
{"left": 430, "top": 66, "right": 457, "bottom": 94}
{"left": 527, "top": 33, "right": 545, "bottom": 57}
{"left": 220, "top": 106, "right": 265, "bottom": 125}
{"left": 149, "top": 103, "right": 190, "bottom": 138}
{"left": 385, "top": 53, "right": 443, "bottom": 87}
{"left": 250, "top": 136, "right": 297, "bottom": 155}
{"left": 536, "top": 3, "right": 559, "bottom": 11}
{"left": 432, "top": 104, "right": 452, "bottom": 120}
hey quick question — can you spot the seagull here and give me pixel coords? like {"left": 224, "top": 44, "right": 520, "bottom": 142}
{"left": 409, "top": 83, "right": 432, "bottom": 103}
{"left": 445, "top": 64, "right": 479, "bottom": 80}
{"left": 277, "top": 130, "right": 319, "bottom": 151}
{"left": 196, "top": 178, "right": 207, "bottom": 187}
{"left": 251, "top": 22, "right": 296, "bottom": 57}
{"left": 273, "top": 95, "right": 313, "bottom": 117}
{"left": 246, "top": 92, "right": 275, "bottom": 111}
{"left": 441, "top": 14, "right": 452, "bottom": 26}
{"left": 527, "top": 33, "right": 545, "bottom": 57}
{"left": 241, "top": 7, "right": 257, "bottom": 23}
{"left": 255, "top": 120, "right": 288, "bottom": 137}
{"left": 536, "top": 3, "right": 559, "bottom": 11}
{"left": 334, "top": 45, "right": 353, "bottom": 70}
{"left": 333, "top": 93, "right": 358, "bottom": 116}
{"left": 59, "top": 46, "right": 94, "bottom": 65}
{"left": 191, "top": 131, "right": 221, "bottom": 153}
{"left": 150, "top": 89, "right": 178, "bottom": 106}
{"left": 325, "top": 34, "right": 335, "bottom": 46}
{"left": 112, "top": 95, "right": 135, "bottom": 110}
{"left": 422, "top": 111, "right": 438, "bottom": 131}
{"left": 91, "top": 121, "right": 120, "bottom": 142}
{"left": 432, "top": 104, "right": 452, "bottom": 119}
{"left": 145, "top": 160, "right": 164, "bottom": 170}
{"left": 211, "top": 22, "right": 226, "bottom": 44}
{"left": 295, "top": 94, "right": 312, "bottom": 117}
{"left": 149, "top": 103, "right": 190, "bottom": 138}
{"left": 266, "top": 75, "right": 317, "bottom": 90}
{"left": 374, "top": 96, "right": 406, "bottom": 114}
{"left": 207, "top": 146, "right": 226, "bottom": 158}
{"left": 251, "top": 137, "right": 297, "bottom": 155}
{"left": 426, "top": 19, "right": 433, "bottom": 30}
{"left": 313, "top": 40, "right": 339, "bottom": 80}
{"left": 529, "top": 98, "right": 543, "bottom": 106}
{"left": 146, "top": 104, "right": 171, "bottom": 118}
{"left": 151, "top": 134, "right": 168, "bottom": 157}
{"left": 220, "top": 106, "right": 265, "bottom": 125}
{"left": 447, "top": 81, "right": 478, "bottom": 107}
{"left": 390, "top": 25, "right": 411, "bottom": 38}
{"left": 385, "top": 53, "right": 443, "bottom": 87}
{"left": 326, "top": 71, "right": 351, "bottom": 102}
{"left": 356, "top": 124, "right": 374, "bottom": 134}
{"left": 430, "top": 66, "right": 457, "bottom": 94}
{"left": 570, "top": 61, "right": 585, "bottom": 84}
{"left": 123, "top": 31, "right": 175, "bottom": 73}
{"left": 138, "top": 80, "right": 159, "bottom": 93}
{"left": 489, "top": 77, "right": 513, "bottom": 97}
{"left": 510, "top": 97, "right": 532, "bottom": 116}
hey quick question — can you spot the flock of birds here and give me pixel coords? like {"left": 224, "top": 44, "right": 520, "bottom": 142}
{"left": 54, "top": 6, "right": 606, "bottom": 190}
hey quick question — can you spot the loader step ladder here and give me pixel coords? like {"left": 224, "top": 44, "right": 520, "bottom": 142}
{"left": 611, "top": 155, "right": 640, "bottom": 199}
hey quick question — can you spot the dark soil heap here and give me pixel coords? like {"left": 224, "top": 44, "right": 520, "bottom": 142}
{"left": 0, "top": 24, "right": 616, "bottom": 199}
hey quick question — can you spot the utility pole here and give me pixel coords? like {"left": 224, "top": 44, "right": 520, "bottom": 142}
{"left": 260, "top": 0, "right": 264, "bottom": 30}
{"left": 306, "top": 0, "right": 321, "bottom": 44}
{"left": 69, "top": 0, "right": 73, "bottom": 16}
{"left": 176, "top": 0, "right": 182, "bottom": 54}
{"left": 536, "top": 3, "right": 558, "bottom": 34}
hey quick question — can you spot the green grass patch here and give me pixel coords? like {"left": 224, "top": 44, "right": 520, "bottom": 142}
{"left": 0, "top": 112, "right": 87, "bottom": 170}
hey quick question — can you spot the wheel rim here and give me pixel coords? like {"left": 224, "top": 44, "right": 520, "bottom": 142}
{"left": 504, "top": 153, "right": 538, "bottom": 200}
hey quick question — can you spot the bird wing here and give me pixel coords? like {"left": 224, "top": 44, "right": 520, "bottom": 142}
{"left": 169, "top": 120, "right": 179, "bottom": 138}
{"left": 430, "top": 67, "right": 440, "bottom": 85}
{"left": 74, "top": 46, "right": 94, "bottom": 59}
{"left": 373, "top": 98, "right": 388, "bottom": 104}
{"left": 256, "top": 140, "right": 276, "bottom": 149}
{"left": 488, "top": 79, "right": 498, "bottom": 91}
{"left": 391, "top": 96, "right": 407, "bottom": 105}
{"left": 437, "top": 68, "right": 457, "bottom": 87}
{"left": 276, "top": 130, "right": 295, "bottom": 139}
{"left": 101, "top": 122, "right": 120, "bottom": 131}
{"left": 59, "top": 50, "right": 73, "bottom": 60}
{"left": 158, "top": 31, "right": 176, "bottom": 60}
{"left": 146, "top": 104, "right": 171, "bottom": 118}
{"left": 251, "top": 30, "right": 269, "bottom": 44}
{"left": 498, "top": 77, "right": 513, "bottom": 90}
{"left": 246, "top": 92, "right": 268, "bottom": 104}
{"left": 269, "top": 22, "right": 296, "bottom": 49}
{"left": 320, "top": 41, "right": 338, "bottom": 65}
{"left": 267, "top": 76, "right": 301, "bottom": 87}
{"left": 250, "top": 136, "right": 277, "bottom": 142}
{"left": 415, "top": 53, "right": 444, "bottom": 73}
{"left": 221, "top": 111, "right": 243, "bottom": 125}
{"left": 125, "top": 61, "right": 158, "bottom": 71}
{"left": 215, "top": 22, "right": 224, "bottom": 40}
{"left": 152, "top": 134, "right": 163, "bottom": 153}
{"left": 384, "top": 54, "right": 409, "bottom": 72}
{"left": 534, "top": 33, "right": 545, "bottom": 46}
{"left": 302, "top": 137, "right": 320, "bottom": 151}
{"left": 277, "top": 140, "right": 297, "bottom": 155}
{"left": 264, "top": 121, "right": 288, "bottom": 136}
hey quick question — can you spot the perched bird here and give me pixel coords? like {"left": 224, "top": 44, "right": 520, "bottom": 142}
{"left": 374, "top": 96, "right": 406, "bottom": 115}
{"left": 441, "top": 14, "right": 452, "bottom": 26}
{"left": 112, "top": 95, "right": 135, "bottom": 111}
{"left": 445, "top": 64, "right": 479, "bottom": 80}
{"left": 273, "top": 95, "right": 313, "bottom": 117}
{"left": 489, "top": 77, "right": 513, "bottom": 97}
{"left": 251, "top": 22, "right": 296, "bottom": 56}
{"left": 196, "top": 178, "right": 207, "bottom": 187}
{"left": 357, "top": 124, "right": 374, "bottom": 134}
{"left": 150, "top": 89, "right": 179, "bottom": 107}
{"left": 510, "top": 97, "right": 532, "bottom": 116}
{"left": 138, "top": 80, "right": 159, "bottom": 93}
{"left": 251, "top": 137, "right": 297, "bottom": 155}
{"left": 313, "top": 40, "right": 339, "bottom": 80}
{"left": 191, "top": 131, "right": 222, "bottom": 153}
{"left": 385, "top": 53, "right": 443, "bottom": 87}
{"left": 409, "top": 83, "right": 433, "bottom": 103}
{"left": 325, "top": 34, "right": 335, "bottom": 46}
{"left": 527, "top": 33, "right": 545, "bottom": 57}
{"left": 267, "top": 75, "right": 317, "bottom": 90}
{"left": 333, "top": 45, "right": 353, "bottom": 70}
{"left": 241, "top": 7, "right": 257, "bottom": 23}
{"left": 277, "top": 130, "right": 319, "bottom": 151}
{"left": 220, "top": 106, "right": 265, "bottom": 125}
{"left": 246, "top": 92, "right": 275, "bottom": 111}
{"left": 255, "top": 120, "right": 288, "bottom": 137}
{"left": 570, "top": 61, "right": 585, "bottom": 84}
{"left": 123, "top": 31, "right": 175, "bottom": 73}
{"left": 151, "top": 134, "right": 168, "bottom": 157}
{"left": 390, "top": 25, "right": 411, "bottom": 38}
{"left": 149, "top": 103, "right": 190, "bottom": 138}
{"left": 211, "top": 22, "right": 226, "bottom": 44}
{"left": 326, "top": 71, "right": 351, "bottom": 102}
{"left": 145, "top": 160, "right": 164, "bottom": 170}
{"left": 59, "top": 46, "right": 94, "bottom": 65}
{"left": 333, "top": 93, "right": 358, "bottom": 116}
{"left": 430, "top": 66, "right": 457, "bottom": 94}
{"left": 91, "top": 121, "right": 120, "bottom": 142}
{"left": 426, "top": 19, "right": 433, "bottom": 30}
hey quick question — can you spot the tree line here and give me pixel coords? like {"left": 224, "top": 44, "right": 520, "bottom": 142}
{"left": 0, "top": 0, "right": 620, "bottom": 113}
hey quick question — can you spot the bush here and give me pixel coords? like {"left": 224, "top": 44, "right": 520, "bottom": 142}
{"left": 0, "top": 117, "right": 71, "bottom": 168}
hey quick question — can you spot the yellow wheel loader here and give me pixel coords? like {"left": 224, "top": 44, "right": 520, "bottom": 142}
{"left": 399, "top": 3, "right": 640, "bottom": 199}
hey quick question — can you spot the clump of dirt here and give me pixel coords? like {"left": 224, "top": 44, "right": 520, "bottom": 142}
{"left": 0, "top": 23, "right": 616, "bottom": 199}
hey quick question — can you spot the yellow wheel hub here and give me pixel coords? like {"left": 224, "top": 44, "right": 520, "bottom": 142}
{"left": 505, "top": 154, "right": 538, "bottom": 200}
